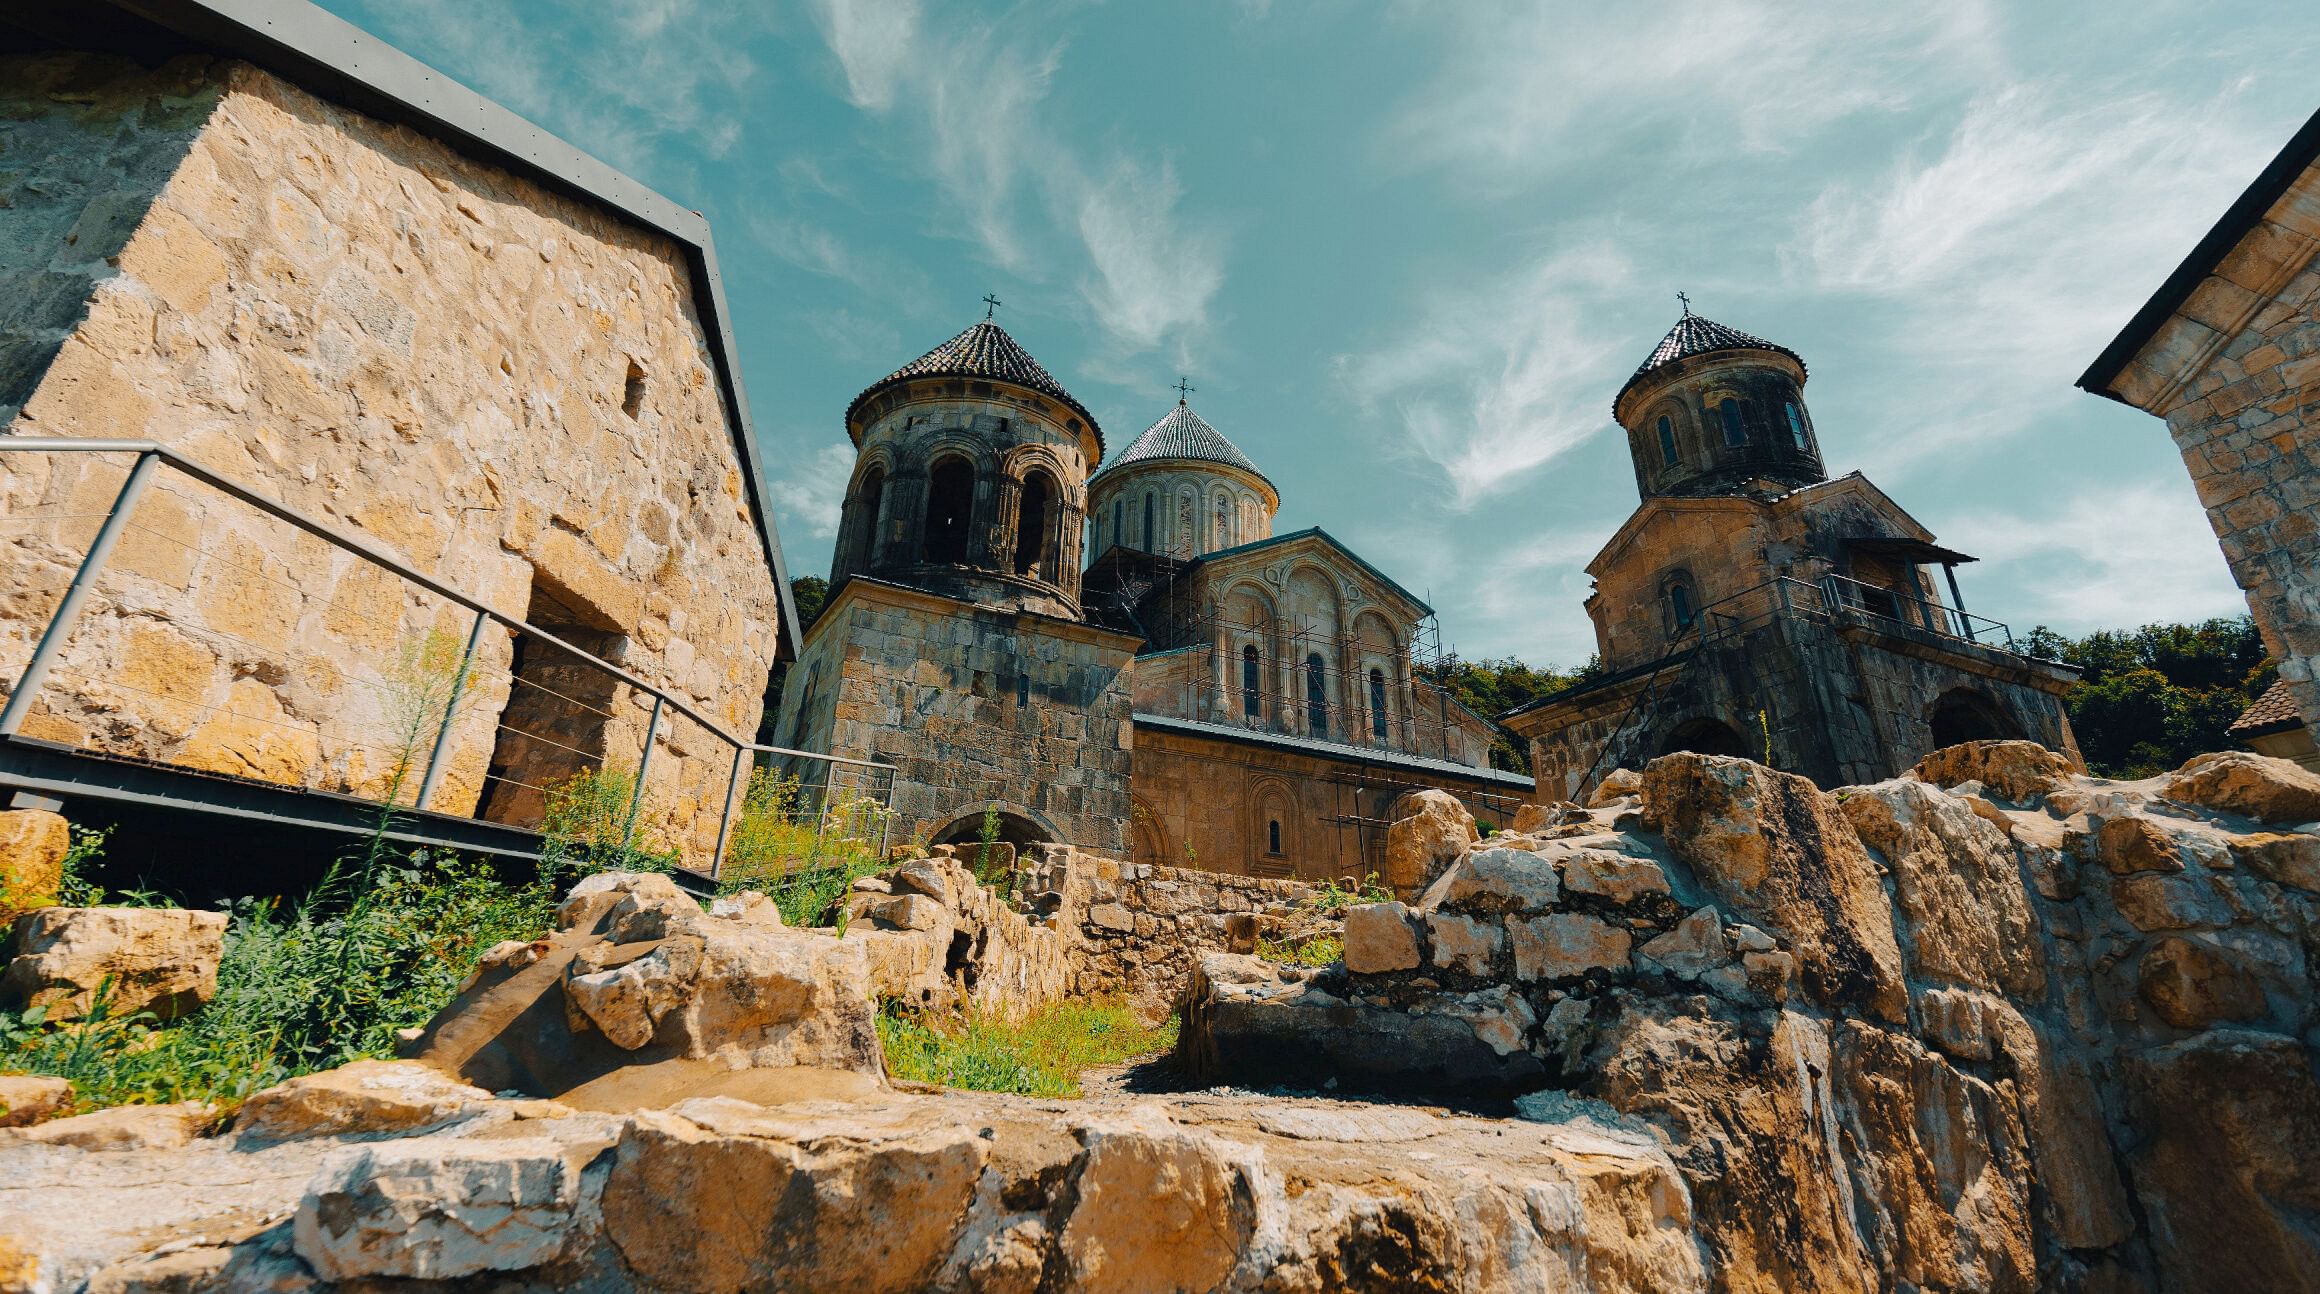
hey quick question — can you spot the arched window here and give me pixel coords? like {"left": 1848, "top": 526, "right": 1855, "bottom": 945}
{"left": 1368, "top": 668, "right": 1388, "bottom": 741}
{"left": 1669, "top": 580, "right": 1696, "bottom": 631}
{"left": 1110, "top": 499, "right": 1123, "bottom": 553}
{"left": 1216, "top": 496, "right": 1231, "bottom": 550}
{"left": 1657, "top": 416, "right": 1679, "bottom": 468}
{"left": 1305, "top": 653, "right": 1328, "bottom": 736}
{"left": 1241, "top": 645, "right": 1262, "bottom": 717}
{"left": 924, "top": 458, "right": 974, "bottom": 564}
{"left": 851, "top": 466, "right": 885, "bottom": 569}
{"left": 1785, "top": 402, "right": 1808, "bottom": 450}
{"left": 1267, "top": 819, "right": 1282, "bottom": 855}
{"left": 1012, "top": 471, "right": 1053, "bottom": 578}
{"left": 1719, "top": 399, "right": 1746, "bottom": 447}
{"left": 1142, "top": 492, "right": 1155, "bottom": 551}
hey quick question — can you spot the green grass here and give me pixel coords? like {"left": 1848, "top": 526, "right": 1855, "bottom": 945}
{"left": 0, "top": 851, "right": 555, "bottom": 1115}
{"left": 1258, "top": 932, "right": 1344, "bottom": 967}
{"left": 876, "top": 999, "right": 1178, "bottom": 1097}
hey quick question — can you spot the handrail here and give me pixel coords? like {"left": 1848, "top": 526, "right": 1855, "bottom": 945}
{"left": 0, "top": 437, "right": 894, "bottom": 876}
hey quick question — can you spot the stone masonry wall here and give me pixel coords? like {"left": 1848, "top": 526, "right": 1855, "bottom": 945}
{"left": 0, "top": 56, "right": 781, "bottom": 858}
{"left": 2101, "top": 158, "right": 2320, "bottom": 731}
{"left": 784, "top": 578, "right": 1136, "bottom": 853}
{"left": 1022, "top": 848, "right": 1319, "bottom": 1019}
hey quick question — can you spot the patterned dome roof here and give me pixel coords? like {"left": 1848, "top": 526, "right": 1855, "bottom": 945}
{"left": 1614, "top": 311, "right": 1807, "bottom": 415}
{"left": 1095, "top": 401, "right": 1272, "bottom": 491}
{"left": 846, "top": 320, "right": 1101, "bottom": 451}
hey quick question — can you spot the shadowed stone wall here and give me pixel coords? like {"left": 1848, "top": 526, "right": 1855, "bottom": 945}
{"left": 0, "top": 54, "right": 780, "bottom": 857}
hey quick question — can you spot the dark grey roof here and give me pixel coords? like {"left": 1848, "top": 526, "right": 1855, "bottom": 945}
{"left": 1132, "top": 713, "right": 1534, "bottom": 791}
{"left": 1614, "top": 311, "right": 1807, "bottom": 414}
{"left": 5, "top": 0, "right": 802, "bottom": 657}
{"left": 845, "top": 320, "right": 1101, "bottom": 451}
{"left": 1095, "top": 401, "right": 1271, "bottom": 488}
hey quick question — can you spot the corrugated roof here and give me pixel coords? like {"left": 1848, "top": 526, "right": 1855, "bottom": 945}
{"left": 2229, "top": 679, "right": 2306, "bottom": 738}
{"left": 1614, "top": 311, "right": 1806, "bottom": 415}
{"left": 844, "top": 320, "right": 1100, "bottom": 451}
{"left": 1094, "top": 401, "right": 1271, "bottom": 488}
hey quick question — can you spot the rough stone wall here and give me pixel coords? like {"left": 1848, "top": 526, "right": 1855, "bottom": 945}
{"left": 1519, "top": 600, "right": 2076, "bottom": 800}
{"left": 782, "top": 578, "right": 1136, "bottom": 853}
{"left": 0, "top": 56, "right": 223, "bottom": 422}
{"left": 1129, "top": 718, "right": 1530, "bottom": 880}
{"left": 1018, "top": 847, "right": 1318, "bottom": 1019}
{"left": 0, "top": 57, "right": 780, "bottom": 856}
{"left": 2098, "top": 161, "right": 2320, "bottom": 733}
{"left": 1189, "top": 744, "right": 2320, "bottom": 1291}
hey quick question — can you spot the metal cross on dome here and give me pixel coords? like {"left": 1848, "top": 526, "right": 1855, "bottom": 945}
{"left": 982, "top": 293, "right": 1003, "bottom": 319}
{"left": 1172, "top": 376, "right": 1195, "bottom": 402}
{"left": 1676, "top": 290, "right": 1692, "bottom": 315}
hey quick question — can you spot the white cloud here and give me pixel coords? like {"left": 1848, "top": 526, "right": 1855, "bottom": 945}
{"left": 801, "top": 1, "right": 1222, "bottom": 354}
{"left": 1790, "top": 81, "right": 2277, "bottom": 471}
{"left": 1334, "top": 241, "right": 1635, "bottom": 508}
{"left": 1948, "top": 482, "right": 2244, "bottom": 632}
{"left": 1389, "top": 1, "right": 1999, "bottom": 184}
{"left": 767, "top": 441, "right": 860, "bottom": 541}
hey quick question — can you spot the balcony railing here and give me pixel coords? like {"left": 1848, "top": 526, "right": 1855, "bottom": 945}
{"left": 1678, "top": 573, "right": 2022, "bottom": 654}
{"left": 0, "top": 437, "right": 890, "bottom": 884}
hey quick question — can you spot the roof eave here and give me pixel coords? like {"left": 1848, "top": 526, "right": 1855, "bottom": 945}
{"left": 2077, "top": 102, "right": 2320, "bottom": 401}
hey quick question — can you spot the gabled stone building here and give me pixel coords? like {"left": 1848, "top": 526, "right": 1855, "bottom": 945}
{"left": 0, "top": 0, "right": 795, "bottom": 860}
{"left": 1506, "top": 309, "right": 2079, "bottom": 799}
{"left": 2079, "top": 104, "right": 2320, "bottom": 771}
{"left": 1082, "top": 399, "right": 1527, "bottom": 882}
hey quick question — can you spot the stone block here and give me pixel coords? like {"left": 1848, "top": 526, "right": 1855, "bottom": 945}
{"left": 1636, "top": 907, "right": 1726, "bottom": 980}
{"left": 1420, "top": 847, "right": 1561, "bottom": 915}
{"left": 295, "top": 1138, "right": 591, "bottom": 1281}
{"left": 0, "top": 809, "right": 69, "bottom": 920}
{"left": 1342, "top": 902, "right": 1420, "bottom": 974}
{"left": 2096, "top": 815, "right": 2183, "bottom": 875}
{"left": 1558, "top": 849, "right": 1669, "bottom": 905}
{"left": 1509, "top": 913, "right": 1631, "bottom": 981}
{"left": 0, "top": 1073, "right": 72, "bottom": 1128}
{"left": 1426, "top": 913, "right": 1502, "bottom": 976}
{"left": 2137, "top": 937, "right": 2267, "bottom": 1029}
{"left": 2, "top": 906, "right": 227, "bottom": 1020}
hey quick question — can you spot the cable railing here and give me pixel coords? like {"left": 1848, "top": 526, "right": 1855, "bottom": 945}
{"left": 0, "top": 437, "right": 891, "bottom": 883}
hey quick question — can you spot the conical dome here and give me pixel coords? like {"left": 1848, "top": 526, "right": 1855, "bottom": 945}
{"left": 845, "top": 319, "right": 1101, "bottom": 451}
{"left": 1097, "top": 400, "right": 1271, "bottom": 490}
{"left": 1613, "top": 311, "right": 1806, "bottom": 416}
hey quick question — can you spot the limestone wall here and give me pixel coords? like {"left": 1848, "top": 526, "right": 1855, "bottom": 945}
{"left": 2098, "top": 163, "right": 2320, "bottom": 732}
{"left": 0, "top": 56, "right": 780, "bottom": 857}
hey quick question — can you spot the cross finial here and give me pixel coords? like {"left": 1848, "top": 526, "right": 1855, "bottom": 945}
{"left": 1676, "top": 290, "right": 1692, "bottom": 316}
{"left": 982, "top": 293, "right": 1003, "bottom": 319}
{"left": 1172, "top": 375, "right": 1195, "bottom": 403}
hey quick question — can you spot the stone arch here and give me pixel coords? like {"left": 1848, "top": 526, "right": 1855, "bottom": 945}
{"left": 929, "top": 800, "right": 1063, "bottom": 853}
{"left": 923, "top": 454, "right": 977, "bottom": 565}
{"left": 1224, "top": 581, "right": 1278, "bottom": 721}
{"left": 1012, "top": 467, "right": 1058, "bottom": 581}
{"left": 1662, "top": 716, "right": 1749, "bottom": 759}
{"left": 1352, "top": 609, "right": 1401, "bottom": 745}
{"left": 1660, "top": 568, "right": 1700, "bottom": 638}
{"left": 1928, "top": 688, "right": 2020, "bottom": 750}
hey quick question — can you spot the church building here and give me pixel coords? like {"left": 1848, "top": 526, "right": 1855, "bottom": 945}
{"left": 780, "top": 318, "right": 1526, "bottom": 878}
{"left": 1504, "top": 308, "right": 2082, "bottom": 798}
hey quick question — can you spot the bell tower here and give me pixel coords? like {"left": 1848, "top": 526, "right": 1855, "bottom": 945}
{"left": 1612, "top": 304, "right": 1825, "bottom": 500}
{"left": 828, "top": 316, "right": 1103, "bottom": 620}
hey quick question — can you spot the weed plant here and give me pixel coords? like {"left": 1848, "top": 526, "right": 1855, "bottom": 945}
{"left": 717, "top": 767, "right": 897, "bottom": 926}
{"left": 538, "top": 764, "right": 680, "bottom": 877}
{"left": 1257, "top": 932, "right": 1345, "bottom": 967}
{"left": 876, "top": 998, "right": 1177, "bottom": 1097}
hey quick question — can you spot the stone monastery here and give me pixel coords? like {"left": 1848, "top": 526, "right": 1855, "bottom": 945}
{"left": 777, "top": 318, "right": 1528, "bottom": 885}
{"left": 781, "top": 307, "right": 2080, "bottom": 886}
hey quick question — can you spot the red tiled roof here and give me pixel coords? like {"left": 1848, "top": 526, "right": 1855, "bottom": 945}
{"left": 2228, "top": 679, "right": 2306, "bottom": 738}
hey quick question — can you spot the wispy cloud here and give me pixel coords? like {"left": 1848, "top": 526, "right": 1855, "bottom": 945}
{"left": 802, "top": 0, "right": 1224, "bottom": 355}
{"left": 1334, "top": 241, "right": 1635, "bottom": 508}
{"left": 1790, "top": 81, "right": 2277, "bottom": 471}
{"left": 766, "top": 441, "right": 860, "bottom": 541}
{"left": 1388, "top": 1, "right": 1999, "bottom": 184}
{"left": 1948, "top": 482, "right": 2244, "bottom": 631}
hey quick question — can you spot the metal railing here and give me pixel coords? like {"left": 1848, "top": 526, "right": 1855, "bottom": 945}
{"left": 1676, "top": 572, "right": 2021, "bottom": 654}
{"left": 0, "top": 438, "right": 891, "bottom": 881}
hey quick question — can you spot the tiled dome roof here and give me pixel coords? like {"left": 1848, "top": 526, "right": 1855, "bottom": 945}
{"left": 846, "top": 320, "right": 1100, "bottom": 450}
{"left": 1614, "top": 311, "right": 1807, "bottom": 415}
{"left": 1095, "top": 401, "right": 1271, "bottom": 491}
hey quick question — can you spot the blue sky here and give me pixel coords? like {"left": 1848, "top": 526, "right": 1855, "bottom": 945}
{"left": 317, "top": 0, "right": 2319, "bottom": 667}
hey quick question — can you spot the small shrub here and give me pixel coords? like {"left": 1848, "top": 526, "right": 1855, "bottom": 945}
{"left": 717, "top": 767, "right": 898, "bottom": 925}
{"left": 1257, "top": 933, "right": 1344, "bottom": 967}
{"left": 538, "top": 764, "right": 679, "bottom": 879}
{"left": 1311, "top": 872, "right": 1393, "bottom": 914}
{"left": 876, "top": 998, "right": 1177, "bottom": 1097}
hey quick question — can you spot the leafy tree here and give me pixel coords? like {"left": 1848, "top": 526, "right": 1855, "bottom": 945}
{"left": 1420, "top": 653, "right": 1596, "bottom": 773}
{"left": 2019, "top": 616, "right": 2275, "bottom": 778}
{"left": 791, "top": 575, "right": 829, "bottom": 632}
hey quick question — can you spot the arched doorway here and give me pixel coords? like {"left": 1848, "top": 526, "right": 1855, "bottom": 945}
{"left": 1928, "top": 689, "right": 2018, "bottom": 749}
{"left": 1012, "top": 470, "right": 1054, "bottom": 579}
{"left": 924, "top": 457, "right": 975, "bottom": 565}
{"left": 1661, "top": 716, "right": 1748, "bottom": 759}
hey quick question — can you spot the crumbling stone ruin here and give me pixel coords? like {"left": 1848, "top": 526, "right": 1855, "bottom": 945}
{"left": 4, "top": 741, "right": 2316, "bottom": 1291}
